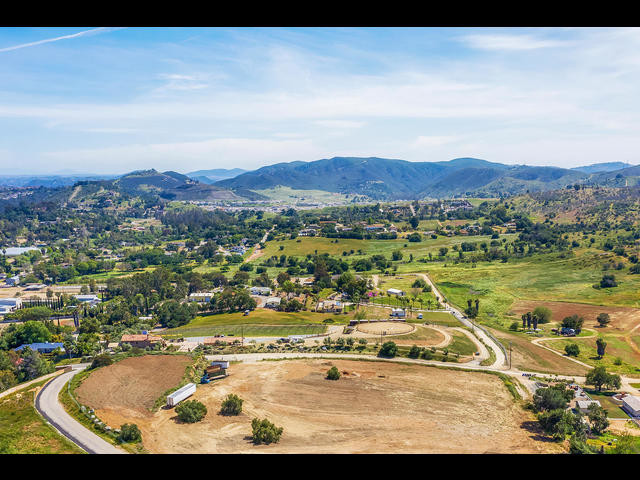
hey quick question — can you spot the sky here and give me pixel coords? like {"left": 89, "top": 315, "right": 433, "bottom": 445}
{"left": 0, "top": 27, "right": 639, "bottom": 175}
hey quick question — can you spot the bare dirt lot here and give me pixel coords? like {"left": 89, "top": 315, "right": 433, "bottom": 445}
{"left": 356, "top": 321, "right": 415, "bottom": 335}
{"left": 88, "top": 359, "right": 563, "bottom": 453}
{"left": 75, "top": 355, "right": 192, "bottom": 419}
{"left": 491, "top": 328, "right": 589, "bottom": 376}
{"left": 510, "top": 300, "right": 640, "bottom": 332}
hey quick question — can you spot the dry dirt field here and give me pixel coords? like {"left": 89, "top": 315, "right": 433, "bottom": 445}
{"left": 491, "top": 328, "right": 589, "bottom": 376}
{"left": 75, "top": 355, "right": 192, "bottom": 419}
{"left": 510, "top": 300, "right": 640, "bottom": 332}
{"left": 356, "top": 321, "right": 415, "bottom": 335}
{"left": 86, "top": 359, "right": 563, "bottom": 454}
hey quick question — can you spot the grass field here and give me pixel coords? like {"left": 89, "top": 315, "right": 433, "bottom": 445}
{"left": 447, "top": 330, "right": 479, "bottom": 356}
{"left": 584, "top": 390, "right": 630, "bottom": 419}
{"left": 544, "top": 336, "right": 640, "bottom": 376}
{"left": 0, "top": 380, "right": 84, "bottom": 454}
{"left": 162, "top": 324, "right": 327, "bottom": 339}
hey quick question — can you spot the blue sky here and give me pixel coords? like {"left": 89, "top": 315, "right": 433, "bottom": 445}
{"left": 0, "top": 27, "right": 639, "bottom": 174}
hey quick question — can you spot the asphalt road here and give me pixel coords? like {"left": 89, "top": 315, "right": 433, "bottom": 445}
{"left": 35, "top": 364, "right": 125, "bottom": 454}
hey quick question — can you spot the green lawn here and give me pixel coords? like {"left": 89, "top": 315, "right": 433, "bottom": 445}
{"left": 162, "top": 324, "right": 327, "bottom": 339}
{"left": 584, "top": 390, "right": 630, "bottom": 419}
{"left": 447, "top": 330, "right": 479, "bottom": 356}
{"left": 0, "top": 380, "right": 84, "bottom": 454}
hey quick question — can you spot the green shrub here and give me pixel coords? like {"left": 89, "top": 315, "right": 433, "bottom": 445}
{"left": 90, "top": 354, "right": 113, "bottom": 369}
{"left": 408, "top": 345, "right": 421, "bottom": 359}
{"left": 378, "top": 341, "right": 398, "bottom": 358}
{"left": 564, "top": 344, "right": 580, "bottom": 357}
{"left": 326, "top": 366, "right": 341, "bottom": 380}
{"left": 251, "top": 418, "right": 283, "bottom": 444}
{"left": 175, "top": 400, "right": 208, "bottom": 423}
{"left": 220, "top": 394, "right": 243, "bottom": 416}
{"left": 118, "top": 423, "right": 142, "bottom": 443}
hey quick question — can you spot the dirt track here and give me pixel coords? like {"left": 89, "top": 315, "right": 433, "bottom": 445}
{"left": 90, "top": 359, "right": 563, "bottom": 454}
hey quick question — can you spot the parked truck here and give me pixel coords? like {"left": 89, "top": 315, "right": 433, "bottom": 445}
{"left": 166, "top": 382, "right": 196, "bottom": 407}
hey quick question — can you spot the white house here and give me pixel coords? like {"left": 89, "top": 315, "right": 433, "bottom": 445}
{"left": 5, "top": 276, "right": 20, "bottom": 286}
{"left": 576, "top": 400, "right": 601, "bottom": 414}
{"left": 387, "top": 288, "right": 405, "bottom": 297}
{"left": 264, "top": 297, "right": 281, "bottom": 309}
{"left": 188, "top": 292, "right": 214, "bottom": 303}
{"left": 74, "top": 294, "right": 101, "bottom": 305}
{"left": 250, "top": 286, "right": 271, "bottom": 296}
{"left": 390, "top": 308, "right": 406, "bottom": 318}
{"left": 622, "top": 395, "right": 640, "bottom": 417}
{"left": 0, "top": 297, "right": 22, "bottom": 312}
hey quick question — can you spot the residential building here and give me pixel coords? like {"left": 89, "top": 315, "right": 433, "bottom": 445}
{"left": 14, "top": 342, "right": 65, "bottom": 354}
{"left": 250, "top": 286, "right": 271, "bottom": 296}
{"left": 120, "top": 334, "right": 164, "bottom": 349}
{"left": 576, "top": 400, "right": 601, "bottom": 414}
{"left": 188, "top": 292, "right": 214, "bottom": 303}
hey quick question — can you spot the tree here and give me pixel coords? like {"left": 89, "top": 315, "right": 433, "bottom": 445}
{"left": 564, "top": 344, "right": 580, "bottom": 357}
{"left": 596, "top": 313, "right": 611, "bottom": 328}
{"left": 251, "top": 418, "right": 283, "bottom": 444}
{"left": 533, "top": 306, "right": 552, "bottom": 324}
{"left": 392, "top": 250, "right": 403, "bottom": 261}
{"left": 326, "top": 366, "right": 341, "bottom": 380}
{"left": 175, "top": 400, "right": 208, "bottom": 423}
{"left": 596, "top": 338, "right": 607, "bottom": 358}
{"left": 561, "top": 314, "right": 585, "bottom": 334}
{"left": 408, "top": 345, "right": 421, "bottom": 359}
{"left": 118, "top": 423, "right": 142, "bottom": 443}
{"left": 600, "top": 274, "right": 617, "bottom": 288}
{"left": 537, "top": 409, "right": 580, "bottom": 441}
{"left": 587, "top": 403, "right": 609, "bottom": 435}
{"left": 585, "top": 366, "right": 621, "bottom": 392}
{"left": 409, "top": 216, "right": 419, "bottom": 229}
{"left": 91, "top": 354, "right": 113, "bottom": 369}
{"left": 378, "top": 341, "right": 398, "bottom": 358}
{"left": 533, "top": 385, "right": 573, "bottom": 412}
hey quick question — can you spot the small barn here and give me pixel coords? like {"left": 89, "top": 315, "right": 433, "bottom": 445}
{"left": 622, "top": 395, "right": 640, "bottom": 417}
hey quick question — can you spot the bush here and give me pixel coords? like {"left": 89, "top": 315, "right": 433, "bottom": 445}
{"left": 408, "top": 345, "right": 421, "bottom": 359}
{"left": 509, "top": 321, "right": 519, "bottom": 331}
{"left": 564, "top": 344, "right": 580, "bottom": 357}
{"left": 90, "top": 354, "right": 113, "bottom": 369}
{"left": 326, "top": 366, "right": 341, "bottom": 380}
{"left": 118, "top": 423, "right": 142, "bottom": 443}
{"left": 220, "top": 394, "right": 243, "bottom": 416}
{"left": 175, "top": 400, "right": 208, "bottom": 423}
{"left": 533, "top": 306, "right": 552, "bottom": 324}
{"left": 378, "top": 341, "right": 398, "bottom": 358}
{"left": 251, "top": 418, "right": 283, "bottom": 444}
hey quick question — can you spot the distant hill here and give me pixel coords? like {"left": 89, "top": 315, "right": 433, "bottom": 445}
{"left": 571, "top": 162, "right": 634, "bottom": 174}
{"left": 110, "top": 169, "right": 259, "bottom": 202}
{"left": 216, "top": 156, "right": 606, "bottom": 200}
{"left": 0, "top": 174, "right": 117, "bottom": 188}
{"left": 186, "top": 168, "right": 247, "bottom": 184}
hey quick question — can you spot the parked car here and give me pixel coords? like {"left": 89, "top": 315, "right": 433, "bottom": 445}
{"left": 417, "top": 313, "right": 423, "bottom": 319}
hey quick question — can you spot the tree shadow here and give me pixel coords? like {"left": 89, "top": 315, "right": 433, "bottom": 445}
{"left": 520, "top": 420, "right": 557, "bottom": 443}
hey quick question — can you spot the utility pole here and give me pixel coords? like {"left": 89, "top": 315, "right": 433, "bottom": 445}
{"left": 509, "top": 341, "right": 512, "bottom": 369}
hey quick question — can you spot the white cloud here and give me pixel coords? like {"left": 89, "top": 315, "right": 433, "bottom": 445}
{"left": 43, "top": 137, "right": 324, "bottom": 173}
{"left": 314, "top": 120, "right": 365, "bottom": 129}
{"left": 459, "top": 33, "right": 570, "bottom": 51}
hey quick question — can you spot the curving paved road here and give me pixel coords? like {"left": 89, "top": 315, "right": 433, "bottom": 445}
{"left": 417, "top": 273, "right": 507, "bottom": 369}
{"left": 35, "top": 365, "right": 125, "bottom": 454}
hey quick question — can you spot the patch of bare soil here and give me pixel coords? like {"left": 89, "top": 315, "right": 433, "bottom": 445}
{"left": 109, "top": 359, "right": 564, "bottom": 454}
{"left": 510, "top": 300, "right": 640, "bottom": 333}
{"left": 75, "top": 355, "right": 192, "bottom": 416}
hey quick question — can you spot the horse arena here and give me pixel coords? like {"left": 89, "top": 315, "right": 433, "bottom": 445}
{"left": 355, "top": 321, "right": 415, "bottom": 335}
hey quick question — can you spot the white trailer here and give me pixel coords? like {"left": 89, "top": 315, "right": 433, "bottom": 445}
{"left": 166, "top": 382, "right": 196, "bottom": 407}
{"left": 210, "top": 361, "right": 230, "bottom": 369}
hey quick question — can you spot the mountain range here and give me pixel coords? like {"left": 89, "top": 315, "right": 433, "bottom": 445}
{"left": 3, "top": 157, "right": 640, "bottom": 202}
{"left": 214, "top": 157, "right": 640, "bottom": 200}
